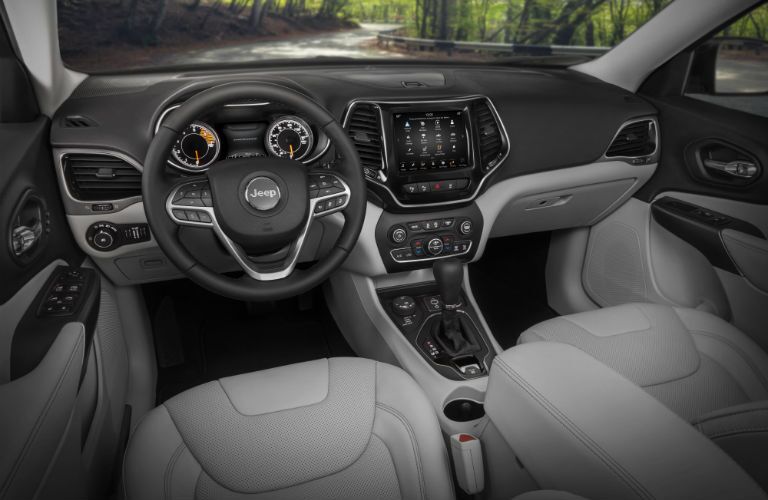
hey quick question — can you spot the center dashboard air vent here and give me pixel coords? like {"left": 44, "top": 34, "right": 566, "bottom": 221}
{"left": 345, "top": 103, "right": 384, "bottom": 179}
{"left": 605, "top": 119, "right": 658, "bottom": 160}
{"left": 473, "top": 100, "right": 504, "bottom": 172}
{"left": 63, "top": 153, "right": 141, "bottom": 201}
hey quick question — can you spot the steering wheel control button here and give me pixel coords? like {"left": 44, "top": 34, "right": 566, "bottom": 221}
{"left": 172, "top": 210, "right": 188, "bottom": 221}
{"left": 459, "top": 220, "right": 473, "bottom": 235}
{"left": 390, "top": 226, "right": 407, "bottom": 244}
{"left": 245, "top": 177, "right": 281, "bottom": 211}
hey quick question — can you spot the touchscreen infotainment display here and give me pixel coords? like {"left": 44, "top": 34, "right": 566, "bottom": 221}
{"left": 392, "top": 111, "right": 469, "bottom": 172}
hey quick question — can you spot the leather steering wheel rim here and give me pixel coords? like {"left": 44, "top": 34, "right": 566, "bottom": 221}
{"left": 142, "top": 82, "right": 366, "bottom": 301}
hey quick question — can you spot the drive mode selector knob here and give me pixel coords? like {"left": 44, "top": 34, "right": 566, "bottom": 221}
{"left": 392, "top": 296, "right": 416, "bottom": 316}
{"left": 93, "top": 230, "right": 114, "bottom": 250}
{"left": 427, "top": 237, "right": 444, "bottom": 256}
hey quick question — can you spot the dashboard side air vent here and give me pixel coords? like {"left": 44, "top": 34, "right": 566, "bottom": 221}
{"left": 474, "top": 101, "right": 504, "bottom": 172}
{"left": 61, "top": 115, "right": 97, "bottom": 128}
{"left": 63, "top": 153, "right": 141, "bottom": 201}
{"left": 605, "top": 119, "right": 658, "bottom": 160}
{"left": 346, "top": 103, "right": 384, "bottom": 179}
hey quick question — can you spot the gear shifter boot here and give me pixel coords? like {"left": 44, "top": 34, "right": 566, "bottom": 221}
{"left": 431, "top": 311, "right": 480, "bottom": 357}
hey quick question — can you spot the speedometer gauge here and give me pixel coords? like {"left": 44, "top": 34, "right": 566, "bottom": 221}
{"left": 171, "top": 122, "right": 220, "bottom": 170}
{"left": 265, "top": 116, "right": 314, "bottom": 161}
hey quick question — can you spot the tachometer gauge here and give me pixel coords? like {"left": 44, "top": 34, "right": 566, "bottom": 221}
{"left": 171, "top": 122, "right": 220, "bottom": 170}
{"left": 265, "top": 116, "right": 314, "bottom": 161}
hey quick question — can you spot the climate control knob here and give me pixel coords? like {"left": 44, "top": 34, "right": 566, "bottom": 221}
{"left": 426, "top": 237, "right": 444, "bottom": 256}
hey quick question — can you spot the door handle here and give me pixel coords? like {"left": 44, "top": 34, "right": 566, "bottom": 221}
{"left": 12, "top": 223, "right": 42, "bottom": 256}
{"left": 702, "top": 159, "right": 758, "bottom": 179}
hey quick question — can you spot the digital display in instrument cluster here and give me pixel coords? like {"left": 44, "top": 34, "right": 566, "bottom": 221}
{"left": 392, "top": 111, "right": 469, "bottom": 173}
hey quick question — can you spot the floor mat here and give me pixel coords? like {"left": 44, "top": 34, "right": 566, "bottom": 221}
{"left": 143, "top": 280, "right": 354, "bottom": 403}
{"left": 468, "top": 232, "right": 557, "bottom": 349}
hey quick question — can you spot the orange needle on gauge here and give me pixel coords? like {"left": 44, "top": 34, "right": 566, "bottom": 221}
{"left": 195, "top": 150, "right": 199, "bottom": 163}
{"left": 289, "top": 144, "right": 294, "bottom": 159}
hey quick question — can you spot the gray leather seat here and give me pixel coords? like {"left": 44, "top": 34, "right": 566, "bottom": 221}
{"left": 122, "top": 357, "right": 454, "bottom": 500}
{"left": 518, "top": 302, "right": 768, "bottom": 490}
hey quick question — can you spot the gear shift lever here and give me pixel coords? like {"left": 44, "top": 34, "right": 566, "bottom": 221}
{"left": 434, "top": 258, "right": 463, "bottom": 310}
{"left": 432, "top": 259, "right": 477, "bottom": 356}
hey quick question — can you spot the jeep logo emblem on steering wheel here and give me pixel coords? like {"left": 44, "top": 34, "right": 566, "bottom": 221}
{"left": 244, "top": 177, "right": 281, "bottom": 211}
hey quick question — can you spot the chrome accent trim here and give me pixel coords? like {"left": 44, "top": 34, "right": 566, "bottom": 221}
{"left": 166, "top": 175, "right": 350, "bottom": 281}
{"left": 600, "top": 116, "right": 660, "bottom": 164}
{"left": 389, "top": 241, "right": 473, "bottom": 263}
{"left": 155, "top": 101, "right": 331, "bottom": 172}
{"left": 56, "top": 149, "right": 144, "bottom": 211}
{"left": 341, "top": 95, "right": 511, "bottom": 208}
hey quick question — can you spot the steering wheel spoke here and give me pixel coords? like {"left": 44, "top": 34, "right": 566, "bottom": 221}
{"left": 308, "top": 172, "right": 351, "bottom": 219}
{"left": 166, "top": 179, "right": 215, "bottom": 227}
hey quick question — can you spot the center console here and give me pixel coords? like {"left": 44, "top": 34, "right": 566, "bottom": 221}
{"left": 377, "top": 259, "right": 495, "bottom": 381}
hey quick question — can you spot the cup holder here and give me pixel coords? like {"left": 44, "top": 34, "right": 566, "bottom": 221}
{"left": 443, "top": 399, "right": 485, "bottom": 422}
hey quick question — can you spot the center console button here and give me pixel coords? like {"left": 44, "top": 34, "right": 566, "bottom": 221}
{"left": 417, "top": 183, "right": 430, "bottom": 193}
{"left": 392, "top": 295, "right": 417, "bottom": 316}
{"left": 407, "top": 222, "right": 422, "bottom": 232}
{"left": 459, "top": 220, "right": 473, "bottom": 235}
{"left": 427, "top": 237, "right": 444, "bottom": 255}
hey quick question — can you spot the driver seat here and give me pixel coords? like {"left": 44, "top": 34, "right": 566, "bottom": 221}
{"left": 122, "top": 357, "right": 455, "bottom": 500}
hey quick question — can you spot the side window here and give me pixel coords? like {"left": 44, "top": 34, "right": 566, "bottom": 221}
{"left": 685, "top": 3, "right": 768, "bottom": 118}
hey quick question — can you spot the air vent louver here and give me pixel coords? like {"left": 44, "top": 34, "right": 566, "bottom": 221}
{"left": 606, "top": 119, "right": 657, "bottom": 158}
{"left": 61, "top": 115, "right": 97, "bottom": 128}
{"left": 346, "top": 104, "right": 383, "bottom": 178}
{"left": 64, "top": 154, "right": 141, "bottom": 201}
{"left": 474, "top": 101, "right": 503, "bottom": 171}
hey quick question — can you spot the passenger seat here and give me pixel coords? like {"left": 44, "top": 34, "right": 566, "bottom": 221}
{"left": 517, "top": 302, "right": 768, "bottom": 491}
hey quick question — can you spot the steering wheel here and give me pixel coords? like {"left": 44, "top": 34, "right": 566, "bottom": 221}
{"left": 142, "top": 82, "right": 366, "bottom": 301}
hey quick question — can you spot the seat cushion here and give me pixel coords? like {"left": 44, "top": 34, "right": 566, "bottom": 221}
{"left": 123, "top": 357, "right": 454, "bottom": 500}
{"left": 518, "top": 303, "right": 768, "bottom": 421}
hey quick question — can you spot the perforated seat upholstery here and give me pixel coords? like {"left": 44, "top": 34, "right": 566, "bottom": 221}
{"left": 518, "top": 302, "right": 768, "bottom": 490}
{"left": 123, "top": 357, "right": 454, "bottom": 500}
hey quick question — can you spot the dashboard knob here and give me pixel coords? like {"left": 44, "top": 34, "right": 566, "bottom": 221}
{"left": 92, "top": 230, "right": 114, "bottom": 250}
{"left": 427, "top": 237, "right": 444, "bottom": 255}
{"left": 459, "top": 219, "right": 473, "bottom": 235}
{"left": 392, "top": 296, "right": 416, "bottom": 316}
{"left": 390, "top": 225, "right": 407, "bottom": 244}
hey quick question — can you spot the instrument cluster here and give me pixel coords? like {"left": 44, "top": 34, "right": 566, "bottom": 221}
{"left": 158, "top": 105, "right": 326, "bottom": 172}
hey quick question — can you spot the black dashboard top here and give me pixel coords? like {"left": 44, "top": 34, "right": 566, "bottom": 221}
{"left": 51, "top": 63, "right": 657, "bottom": 207}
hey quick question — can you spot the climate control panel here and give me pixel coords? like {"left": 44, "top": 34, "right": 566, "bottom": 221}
{"left": 375, "top": 204, "right": 483, "bottom": 271}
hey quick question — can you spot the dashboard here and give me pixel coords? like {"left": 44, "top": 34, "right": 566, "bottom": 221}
{"left": 49, "top": 64, "right": 659, "bottom": 283}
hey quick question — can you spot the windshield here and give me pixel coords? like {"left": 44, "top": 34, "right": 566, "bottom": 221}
{"left": 59, "top": 0, "right": 677, "bottom": 73}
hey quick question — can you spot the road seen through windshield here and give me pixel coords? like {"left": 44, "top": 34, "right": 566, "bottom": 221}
{"left": 162, "top": 23, "right": 404, "bottom": 65}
